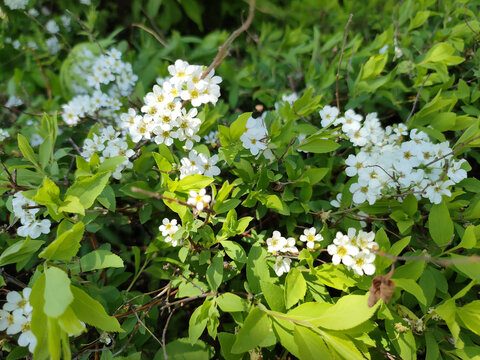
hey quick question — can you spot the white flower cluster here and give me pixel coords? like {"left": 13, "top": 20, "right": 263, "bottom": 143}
{"left": 62, "top": 48, "right": 137, "bottom": 126}
{"left": 179, "top": 150, "right": 220, "bottom": 179}
{"left": 265, "top": 227, "right": 323, "bottom": 276}
{"left": 81, "top": 126, "right": 134, "bottom": 179}
{"left": 4, "top": 0, "right": 29, "bottom": 10}
{"left": 159, "top": 218, "right": 182, "bottom": 247}
{"left": 0, "top": 288, "right": 36, "bottom": 353}
{"left": 0, "top": 128, "right": 9, "bottom": 141}
{"left": 319, "top": 106, "right": 467, "bottom": 205}
{"left": 12, "top": 192, "right": 51, "bottom": 239}
{"left": 327, "top": 228, "right": 377, "bottom": 276}
{"left": 187, "top": 188, "right": 211, "bottom": 211}
{"left": 240, "top": 114, "right": 269, "bottom": 155}
{"left": 119, "top": 59, "right": 221, "bottom": 150}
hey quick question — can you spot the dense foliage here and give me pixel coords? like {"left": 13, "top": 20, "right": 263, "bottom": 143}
{"left": 1, "top": 0, "right": 480, "bottom": 359}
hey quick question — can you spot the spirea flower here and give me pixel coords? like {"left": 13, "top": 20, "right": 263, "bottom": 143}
{"left": 299, "top": 227, "right": 323, "bottom": 249}
{"left": 187, "top": 189, "right": 211, "bottom": 211}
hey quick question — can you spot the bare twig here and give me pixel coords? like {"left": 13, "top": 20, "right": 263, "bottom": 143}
{"left": 425, "top": 134, "right": 480, "bottom": 167}
{"left": 336, "top": 14, "right": 353, "bottom": 112}
{"left": 161, "top": 308, "right": 176, "bottom": 360}
{"left": 200, "top": 0, "right": 256, "bottom": 79}
{"left": 132, "top": 23, "right": 168, "bottom": 47}
{"left": 405, "top": 73, "right": 431, "bottom": 123}
{"left": 374, "top": 250, "right": 480, "bottom": 267}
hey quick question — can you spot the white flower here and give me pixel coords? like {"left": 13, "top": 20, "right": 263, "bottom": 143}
{"left": 159, "top": 218, "right": 179, "bottom": 237}
{"left": 447, "top": 159, "right": 467, "bottom": 183}
{"left": 240, "top": 128, "right": 267, "bottom": 155}
{"left": 281, "top": 237, "right": 298, "bottom": 253}
{"left": 351, "top": 251, "right": 376, "bottom": 276}
{"left": 187, "top": 189, "right": 211, "bottom": 211}
{"left": 45, "top": 20, "right": 59, "bottom": 34}
{"left": 266, "top": 231, "right": 287, "bottom": 254}
{"left": 202, "top": 154, "right": 221, "bottom": 178}
{"left": 425, "top": 180, "right": 454, "bottom": 204}
{"left": 46, "top": 37, "right": 61, "bottom": 55}
{"left": 319, "top": 105, "right": 339, "bottom": 127}
{"left": 4, "top": 0, "right": 29, "bottom": 10}
{"left": 327, "top": 232, "right": 359, "bottom": 266}
{"left": 299, "top": 227, "right": 323, "bottom": 249}
{"left": 273, "top": 256, "right": 291, "bottom": 276}
{"left": 3, "top": 288, "right": 32, "bottom": 315}
{"left": 17, "top": 219, "right": 51, "bottom": 239}
{"left": 0, "top": 129, "right": 9, "bottom": 141}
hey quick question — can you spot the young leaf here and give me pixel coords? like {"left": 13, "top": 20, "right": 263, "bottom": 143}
{"left": 428, "top": 201, "right": 453, "bottom": 246}
{"left": 284, "top": 268, "right": 306, "bottom": 309}
{"left": 44, "top": 267, "right": 73, "bottom": 318}
{"left": 231, "top": 307, "right": 271, "bottom": 354}
{"left": 39, "top": 221, "right": 85, "bottom": 261}
{"left": 70, "top": 286, "right": 123, "bottom": 332}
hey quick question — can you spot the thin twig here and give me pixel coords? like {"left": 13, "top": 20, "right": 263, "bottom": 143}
{"left": 336, "top": 14, "right": 353, "bottom": 112}
{"left": 133, "top": 310, "right": 163, "bottom": 346}
{"left": 132, "top": 23, "right": 168, "bottom": 47}
{"left": 161, "top": 308, "right": 176, "bottom": 360}
{"left": 200, "top": 0, "right": 256, "bottom": 79}
{"left": 425, "top": 134, "right": 480, "bottom": 167}
{"left": 405, "top": 73, "right": 431, "bottom": 123}
{"left": 374, "top": 250, "right": 480, "bottom": 267}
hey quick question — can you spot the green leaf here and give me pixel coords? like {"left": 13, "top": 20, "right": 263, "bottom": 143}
{"left": 312, "top": 294, "right": 380, "bottom": 330}
{"left": 70, "top": 286, "right": 123, "bottom": 332}
{"left": 261, "top": 280, "right": 286, "bottom": 312}
{"left": 457, "top": 225, "right": 476, "bottom": 249}
{"left": 457, "top": 301, "right": 480, "bottom": 336}
{"left": 428, "top": 200, "right": 453, "bottom": 246}
{"left": 216, "top": 293, "right": 249, "bottom": 312}
{"left": 420, "top": 42, "right": 456, "bottom": 64}
{"left": 321, "top": 331, "right": 365, "bottom": 360}
{"left": 58, "top": 195, "right": 85, "bottom": 215}
{"left": 218, "top": 332, "right": 243, "bottom": 360}
{"left": 66, "top": 172, "right": 111, "bottom": 209}
{"left": 231, "top": 307, "right": 271, "bottom": 354}
{"left": 408, "top": 10, "right": 431, "bottom": 30}
{"left": 44, "top": 267, "right": 73, "bottom": 318}
{"left": 294, "top": 325, "right": 332, "bottom": 360}
{"left": 230, "top": 112, "right": 252, "bottom": 141}
{"left": 0, "top": 239, "right": 44, "bottom": 266}
{"left": 247, "top": 244, "right": 273, "bottom": 294}
{"left": 220, "top": 241, "right": 247, "bottom": 263}
{"left": 206, "top": 253, "right": 223, "bottom": 291}
{"left": 154, "top": 338, "right": 214, "bottom": 360}
{"left": 304, "top": 168, "right": 329, "bottom": 184}
{"left": 97, "top": 185, "right": 116, "bottom": 212}
{"left": 18, "top": 133, "right": 38, "bottom": 166}
{"left": 284, "top": 268, "right": 306, "bottom": 309}
{"left": 176, "top": 174, "right": 214, "bottom": 191}
{"left": 188, "top": 301, "right": 210, "bottom": 344}
{"left": 79, "top": 250, "right": 124, "bottom": 272}
{"left": 39, "top": 221, "right": 85, "bottom": 261}
{"left": 394, "top": 278, "right": 427, "bottom": 306}
{"left": 297, "top": 137, "right": 340, "bottom": 153}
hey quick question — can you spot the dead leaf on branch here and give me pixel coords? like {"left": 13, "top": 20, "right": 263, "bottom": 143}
{"left": 368, "top": 263, "right": 396, "bottom": 307}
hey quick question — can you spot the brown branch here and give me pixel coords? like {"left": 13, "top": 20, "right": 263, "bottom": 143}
{"left": 200, "top": 0, "right": 256, "bottom": 80}
{"left": 335, "top": 14, "right": 353, "bottom": 112}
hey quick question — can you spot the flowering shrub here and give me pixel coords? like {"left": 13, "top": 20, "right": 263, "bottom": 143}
{"left": 1, "top": 0, "right": 480, "bottom": 359}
